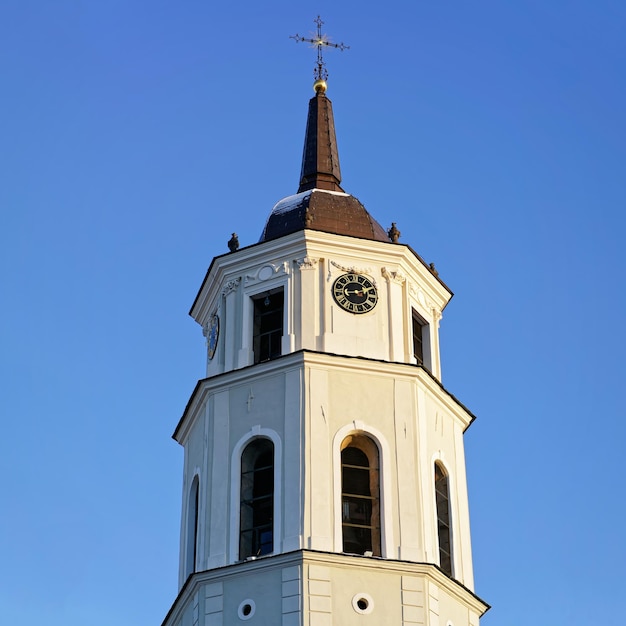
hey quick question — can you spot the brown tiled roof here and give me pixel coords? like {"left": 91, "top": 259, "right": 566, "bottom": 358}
{"left": 260, "top": 189, "right": 390, "bottom": 243}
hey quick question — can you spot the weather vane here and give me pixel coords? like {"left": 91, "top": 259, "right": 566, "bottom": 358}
{"left": 290, "top": 16, "right": 349, "bottom": 85}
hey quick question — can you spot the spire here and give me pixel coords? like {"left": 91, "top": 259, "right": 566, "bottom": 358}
{"left": 291, "top": 17, "right": 349, "bottom": 193}
{"left": 259, "top": 18, "right": 390, "bottom": 244}
{"left": 298, "top": 86, "right": 344, "bottom": 193}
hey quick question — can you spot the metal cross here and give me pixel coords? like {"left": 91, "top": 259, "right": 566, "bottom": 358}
{"left": 290, "top": 16, "right": 349, "bottom": 82}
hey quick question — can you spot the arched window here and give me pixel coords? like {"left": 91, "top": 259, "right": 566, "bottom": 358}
{"left": 240, "top": 438, "right": 274, "bottom": 559}
{"left": 184, "top": 475, "right": 199, "bottom": 579}
{"left": 340, "top": 435, "right": 381, "bottom": 556}
{"left": 435, "top": 462, "right": 453, "bottom": 576}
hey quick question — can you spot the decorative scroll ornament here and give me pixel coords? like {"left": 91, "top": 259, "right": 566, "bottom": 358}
{"left": 295, "top": 256, "right": 319, "bottom": 270}
{"left": 222, "top": 277, "right": 241, "bottom": 297}
{"left": 381, "top": 267, "right": 406, "bottom": 285}
{"left": 329, "top": 260, "right": 375, "bottom": 283}
{"left": 408, "top": 281, "right": 437, "bottom": 315}
{"left": 245, "top": 262, "right": 290, "bottom": 284}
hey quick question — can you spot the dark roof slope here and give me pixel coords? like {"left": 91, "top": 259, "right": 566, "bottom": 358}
{"left": 260, "top": 84, "right": 390, "bottom": 244}
{"left": 260, "top": 189, "right": 390, "bottom": 243}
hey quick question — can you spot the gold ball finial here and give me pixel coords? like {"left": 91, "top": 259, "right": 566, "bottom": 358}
{"left": 313, "top": 78, "right": 327, "bottom": 94}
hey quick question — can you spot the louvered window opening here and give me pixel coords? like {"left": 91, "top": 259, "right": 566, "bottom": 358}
{"left": 435, "top": 463, "right": 453, "bottom": 576}
{"left": 341, "top": 445, "right": 380, "bottom": 556}
{"left": 412, "top": 310, "right": 426, "bottom": 366}
{"left": 240, "top": 440, "right": 274, "bottom": 559}
{"left": 253, "top": 290, "right": 283, "bottom": 364}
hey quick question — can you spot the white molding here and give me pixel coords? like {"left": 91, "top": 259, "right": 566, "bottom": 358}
{"left": 351, "top": 592, "right": 375, "bottom": 614}
{"left": 237, "top": 598, "right": 256, "bottom": 620}
{"left": 241, "top": 277, "right": 290, "bottom": 368}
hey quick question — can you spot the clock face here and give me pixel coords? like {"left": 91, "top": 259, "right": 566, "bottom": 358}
{"left": 332, "top": 273, "right": 378, "bottom": 314}
{"left": 207, "top": 315, "right": 219, "bottom": 360}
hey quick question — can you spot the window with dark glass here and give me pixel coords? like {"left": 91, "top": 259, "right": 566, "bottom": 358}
{"left": 185, "top": 476, "right": 199, "bottom": 579}
{"left": 435, "top": 462, "right": 453, "bottom": 576}
{"left": 253, "top": 289, "right": 284, "bottom": 364}
{"left": 341, "top": 435, "right": 381, "bottom": 556}
{"left": 412, "top": 309, "right": 428, "bottom": 366}
{"left": 240, "top": 438, "right": 274, "bottom": 559}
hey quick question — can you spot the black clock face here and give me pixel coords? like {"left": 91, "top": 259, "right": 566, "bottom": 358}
{"left": 332, "top": 273, "right": 378, "bottom": 314}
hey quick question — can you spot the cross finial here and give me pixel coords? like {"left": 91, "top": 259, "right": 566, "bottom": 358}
{"left": 290, "top": 16, "right": 349, "bottom": 89}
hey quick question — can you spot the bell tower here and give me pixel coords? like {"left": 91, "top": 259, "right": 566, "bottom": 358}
{"left": 161, "top": 24, "right": 489, "bottom": 626}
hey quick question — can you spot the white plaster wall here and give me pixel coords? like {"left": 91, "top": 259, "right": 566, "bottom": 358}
{"left": 176, "top": 352, "right": 476, "bottom": 593}
{"left": 163, "top": 553, "right": 487, "bottom": 626}
{"left": 179, "top": 404, "right": 208, "bottom": 586}
{"left": 302, "top": 357, "right": 475, "bottom": 588}
{"left": 177, "top": 363, "right": 306, "bottom": 576}
{"left": 193, "top": 231, "right": 451, "bottom": 381}
{"left": 304, "top": 561, "right": 482, "bottom": 626}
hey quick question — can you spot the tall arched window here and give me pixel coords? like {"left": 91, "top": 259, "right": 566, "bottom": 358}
{"left": 240, "top": 438, "right": 274, "bottom": 559}
{"left": 340, "top": 434, "right": 381, "bottom": 556}
{"left": 184, "top": 475, "right": 199, "bottom": 579}
{"left": 435, "top": 462, "right": 453, "bottom": 576}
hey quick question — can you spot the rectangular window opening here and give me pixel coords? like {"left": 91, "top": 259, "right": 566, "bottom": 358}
{"left": 253, "top": 289, "right": 284, "bottom": 364}
{"left": 412, "top": 309, "right": 430, "bottom": 370}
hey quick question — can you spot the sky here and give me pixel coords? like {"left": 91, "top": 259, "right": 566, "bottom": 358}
{"left": 1, "top": 1, "right": 625, "bottom": 624}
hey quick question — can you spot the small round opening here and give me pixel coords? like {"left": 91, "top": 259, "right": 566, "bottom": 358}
{"left": 351, "top": 592, "right": 374, "bottom": 614}
{"left": 238, "top": 599, "right": 256, "bottom": 620}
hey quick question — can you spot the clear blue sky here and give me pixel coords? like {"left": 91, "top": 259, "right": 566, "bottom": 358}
{"left": 1, "top": 2, "right": 624, "bottom": 624}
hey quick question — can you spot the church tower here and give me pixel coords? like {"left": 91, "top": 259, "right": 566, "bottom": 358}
{"left": 161, "top": 28, "right": 489, "bottom": 626}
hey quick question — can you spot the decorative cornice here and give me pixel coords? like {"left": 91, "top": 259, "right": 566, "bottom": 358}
{"left": 160, "top": 549, "right": 489, "bottom": 626}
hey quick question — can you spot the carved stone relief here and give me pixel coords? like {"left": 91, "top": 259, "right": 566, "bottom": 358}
{"left": 295, "top": 256, "right": 319, "bottom": 270}
{"left": 244, "top": 262, "right": 290, "bottom": 285}
{"left": 222, "top": 277, "right": 241, "bottom": 297}
{"left": 329, "top": 259, "right": 375, "bottom": 284}
{"left": 381, "top": 266, "right": 406, "bottom": 285}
